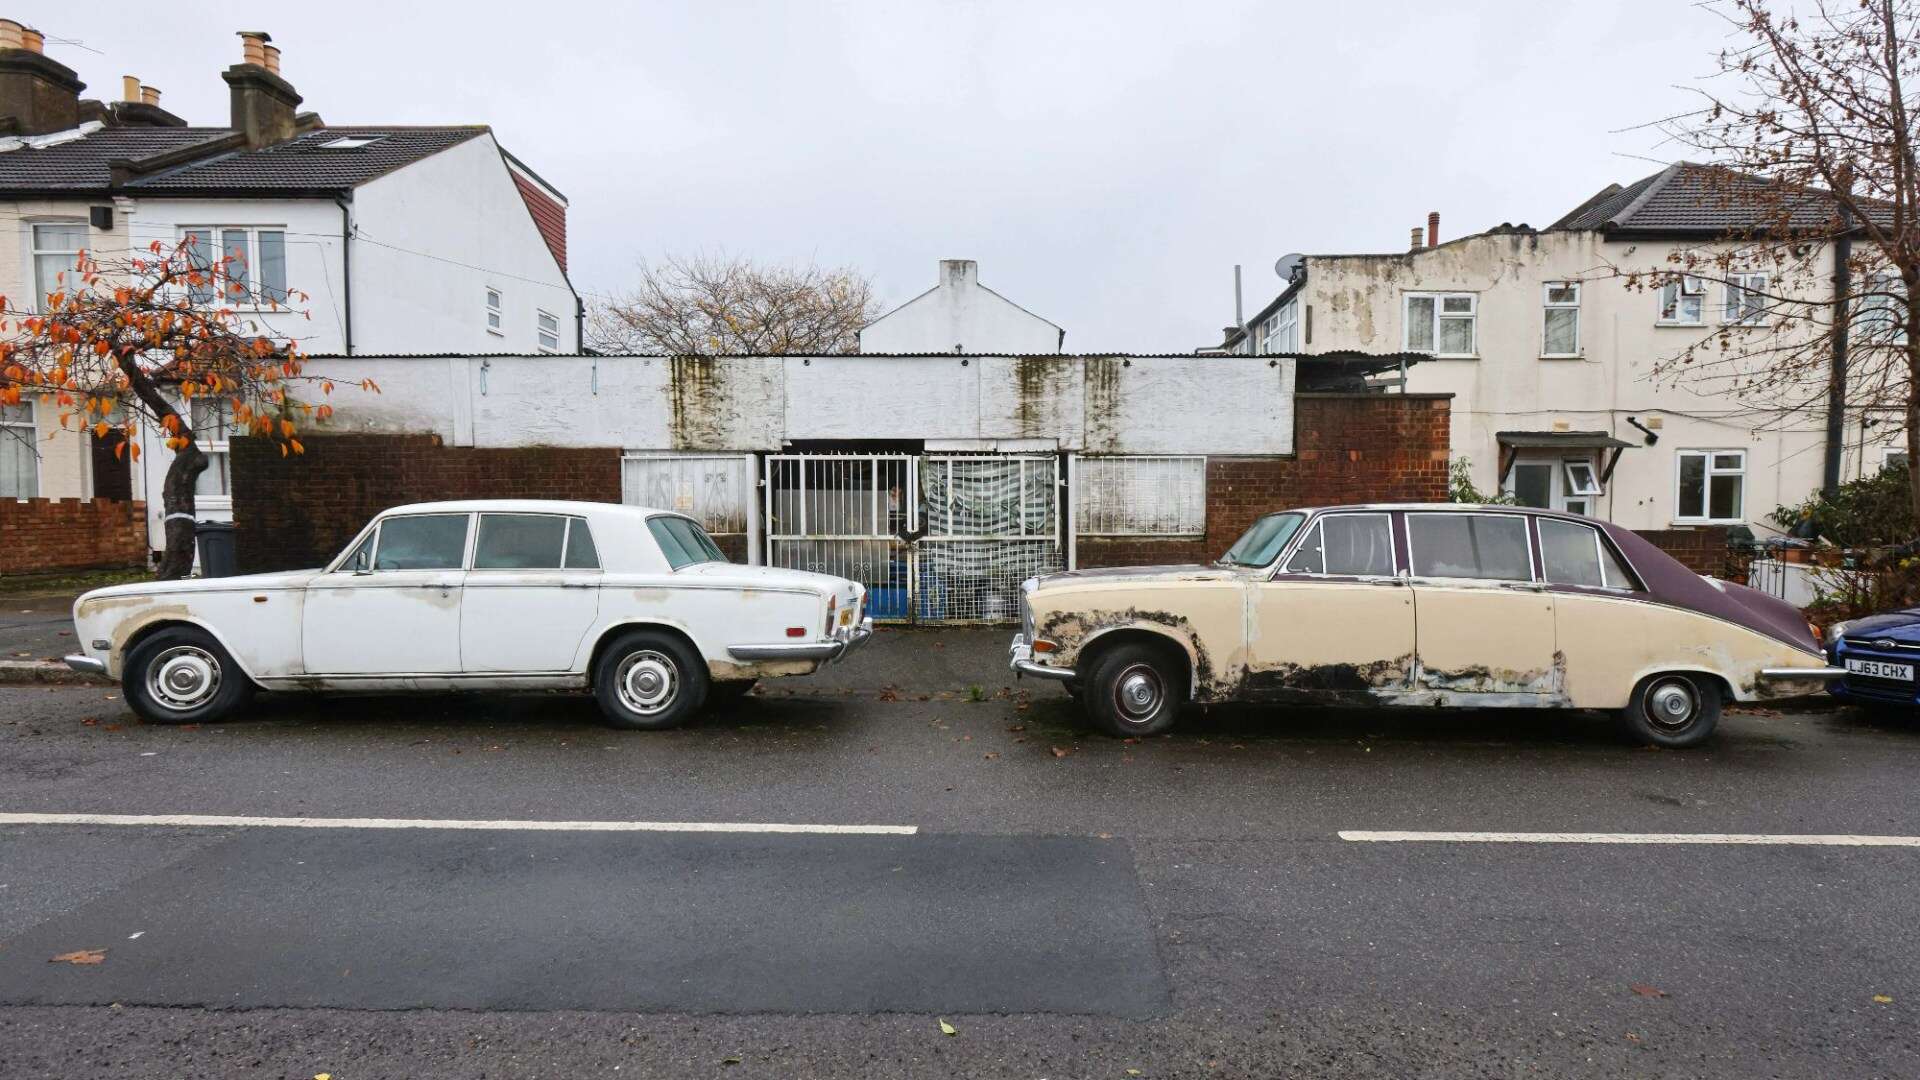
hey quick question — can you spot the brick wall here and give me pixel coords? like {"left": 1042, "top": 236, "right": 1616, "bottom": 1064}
{"left": 0, "top": 498, "right": 148, "bottom": 574}
{"left": 1076, "top": 393, "right": 1452, "bottom": 568}
{"left": 232, "top": 435, "right": 621, "bottom": 572}
{"left": 1635, "top": 526, "right": 1731, "bottom": 576}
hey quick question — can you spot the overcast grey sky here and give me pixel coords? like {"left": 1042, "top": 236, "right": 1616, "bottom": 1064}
{"left": 36, "top": 0, "right": 1731, "bottom": 351}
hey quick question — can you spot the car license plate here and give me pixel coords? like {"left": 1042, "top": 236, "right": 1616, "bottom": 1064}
{"left": 1846, "top": 657, "right": 1915, "bottom": 681}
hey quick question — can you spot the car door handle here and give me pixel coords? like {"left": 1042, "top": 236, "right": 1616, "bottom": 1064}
{"left": 1366, "top": 578, "right": 1405, "bottom": 587}
{"left": 559, "top": 582, "right": 596, "bottom": 589}
{"left": 1500, "top": 582, "right": 1545, "bottom": 592}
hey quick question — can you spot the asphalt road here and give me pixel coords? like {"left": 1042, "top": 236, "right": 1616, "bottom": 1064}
{"left": 1, "top": 652, "right": 1918, "bottom": 1078}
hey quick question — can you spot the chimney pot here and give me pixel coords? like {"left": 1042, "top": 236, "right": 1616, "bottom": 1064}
{"left": 20, "top": 26, "right": 41, "bottom": 53}
{"left": 262, "top": 43, "right": 280, "bottom": 74}
{"left": 1410, "top": 227, "right": 1423, "bottom": 251}
{"left": 237, "top": 30, "right": 270, "bottom": 67}
{"left": 1427, "top": 211, "right": 1440, "bottom": 249}
{"left": 121, "top": 75, "right": 140, "bottom": 102}
{"left": 0, "top": 19, "right": 22, "bottom": 49}
{"left": 140, "top": 85, "right": 159, "bottom": 106}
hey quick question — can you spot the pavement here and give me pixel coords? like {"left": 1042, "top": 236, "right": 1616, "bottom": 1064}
{"left": 1, "top": 627, "right": 1918, "bottom": 1078}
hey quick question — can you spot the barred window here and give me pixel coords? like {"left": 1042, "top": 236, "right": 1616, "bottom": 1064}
{"left": 621, "top": 452, "right": 752, "bottom": 535}
{"left": 1074, "top": 456, "right": 1205, "bottom": 536}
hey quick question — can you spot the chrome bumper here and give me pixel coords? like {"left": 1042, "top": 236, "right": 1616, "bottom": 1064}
{"left": 727, "top": 617, "right": 874, "bottom": 665}
{"left": 1008, "top": 633, "right": 1076, "bottom": 682}
{"left": 1757, "top": 666, "right": 1849, "bottom": 682}
{"left": 62, "top": 654, "right": 108, "bottom": 676}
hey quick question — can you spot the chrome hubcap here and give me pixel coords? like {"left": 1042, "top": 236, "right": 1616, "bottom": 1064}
{"left": 1113, "top": 663, "right": 1165, "bottom": 724}
{"left": 1645, "top": 677, "right": 1699, "bottom": 730}
{"left": 147, "top": 645, "right": 220, "bottom": 712}
{"left": 616, "top": 650, "right": 678, "bottom": 716}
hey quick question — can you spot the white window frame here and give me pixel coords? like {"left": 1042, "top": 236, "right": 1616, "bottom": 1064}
{"left": 1673, "top": 449, "right": 1747, "bottom": 524}
{"left": 486, "top": 287, "right": 504, "bottom": 336}
{"left": 1724, "top": 272, "right": 1769, "bottom": 325}
{"left": 1404, "top": 292, "right": 1477, "bottom": 357}
{"left": 0, "top": 398, "right": 40, "bottom": 499}
{"left": 536, "top": 308, "right": 560, "bottom": 353}
{"left": 28, "top": 220, "right": 87, "bottom": 312}
{"left": 1657, "top": 275, "right": 1706, "bottom": 325}
{"left": 1860, "top": 272, "right": 1907, "bottom": 345}
{"left": 178, "top": 225, "right": 288, "bottom": 308}
{"left": 188, "top": 396, "right": 239, "bottom": 508}
{"left": 1260, "top": 299, "right": 1299, "bottom": 355}
{"left": 1541, "top": 282, "right": 1580, "bottom": 357}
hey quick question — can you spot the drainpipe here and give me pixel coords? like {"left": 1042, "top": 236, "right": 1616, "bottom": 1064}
{"left": 1234, "top": 265, "right": 1246, "bottom": 354}
{"left": 334, "top": 195, "right": 354, "bottom": 355}
{"left": 1825, "top": 187, "right": 1854, "bottom": 495}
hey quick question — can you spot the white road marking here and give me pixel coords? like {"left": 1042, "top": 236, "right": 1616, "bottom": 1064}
{"left": 1339, "top": 830, "right": 1920, "bottom": 847}
{"left": 0, "top": 812, "right": 918, "bottom": 836}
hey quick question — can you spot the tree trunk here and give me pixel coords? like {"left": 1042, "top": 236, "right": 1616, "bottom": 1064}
{"left": 153, "top": 440, "right": 209, "bottom": 580}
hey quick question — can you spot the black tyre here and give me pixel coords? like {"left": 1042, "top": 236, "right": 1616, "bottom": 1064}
{"left": 1617, "top": 672, "right": 1722, "bottom": 748}
{"left": 122, "top": 626, "right": 254, "bottom": 725}
{"left": 1082, "top": 642, "right": 1186, "bottom": 737}
{"left": 708, "top": 680, "right": 758, "bottom": 708}
{"left": 592, "top": 629, "right": 708, "bottom": 730}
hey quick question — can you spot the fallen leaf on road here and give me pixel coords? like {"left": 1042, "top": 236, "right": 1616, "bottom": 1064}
{"left": 938, "top": 1019, "right": 957, "bottom": 1036}
{"left": 1006, "top": 724, "right": 1025, "bottom": 732}
{"left": 983, "top": 752, "right": 998, "bottom": 760}
{"left": 1874, "top": 994, "right": 1893, "bottom": 1003}
{"left": 878, "top": 689, "right": 899, "bottom": 702}
{"left": 1050, "top": 746, "right": 1071, "bottom": 758}
{"left": 49, "top": 949, "right": 106, "bottom": 965}
{"left": 1127, "top": 1070, "right": 1143, "bottom": 1076}
{"left": 1628, "top": 984, "right": 1668, "bottom": 998}
{"left": 722, "top": 1056, "right": 741, "bottom": 1066}
{"left": 315, "top": 1074, "right": 331, "bottom": 1080}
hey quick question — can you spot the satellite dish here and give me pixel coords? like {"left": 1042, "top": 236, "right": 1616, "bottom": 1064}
{"left": 1274, "top": 253, "right": 1305, "bottom": 283}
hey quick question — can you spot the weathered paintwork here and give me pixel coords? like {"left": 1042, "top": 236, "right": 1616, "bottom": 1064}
{"left": 1018, "top": 504, "right": 1831, "bottom": 711}
{"left": 69, "top": 500, "right": 865, "bottom": 692}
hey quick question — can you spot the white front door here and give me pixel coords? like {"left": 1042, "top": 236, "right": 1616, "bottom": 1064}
{"left": 302, "top": 513, "right": 470, "bottom": 675}
{"left": 460, "top": 513, "right": 604, "bottom": 672}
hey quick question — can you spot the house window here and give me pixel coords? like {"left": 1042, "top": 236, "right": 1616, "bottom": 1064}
{"left": 1675, "top": 449, "right": 1745, "bottom": 522}
{"left": 1542, "top": 282, "right": 1580, "bottom": 356}
{"left": 1260, "top": 299, "right": 1299, "bottom": 355}
{"left": 1506, "top": 452, "right": 1604, "bottom": 515}
{"left": 1, "top": 401, "right": 37, "bottom": 498}
{"left": 486, "top": 288, "right": 503, "bottom": 335}
{"left": 30, "top": 222, "right": 87, "bottom": 311}
{"left": 1885, "top": 449, "right": 1909, "bottom": 472}
{"left": 1859, "top": 272, "right": 1907, "bottom": 345}
{"left": 189, "top": 397, "right": 241, "bottom": 501}
{"left": 180, "top": 227, "right": 287, "bottom": 305}
{"left": 1725, "top": 272, "right": 1768, "bottom": 324}
{"left": 1405, "top": 293, "right": 1476, "bottom": 356}
{"left": 536, "top": 309, "right": 560, "bottom": 353}
{"left": 1658, "top": 275, "right": 1706, "bottom": 324}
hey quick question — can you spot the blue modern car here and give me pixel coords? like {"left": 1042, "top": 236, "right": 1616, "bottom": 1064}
{"left": 1826, "top": 610, "right": 1920, "bottom": 707}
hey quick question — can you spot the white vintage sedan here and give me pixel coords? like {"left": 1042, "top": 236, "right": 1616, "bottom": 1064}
{"left": 65, "top": 500, "right": 871, "bottom": 729}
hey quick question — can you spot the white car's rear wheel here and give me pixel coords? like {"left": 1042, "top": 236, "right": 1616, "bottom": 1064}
{"left": 593, "top": 629, "right": 708, "bottom": 730}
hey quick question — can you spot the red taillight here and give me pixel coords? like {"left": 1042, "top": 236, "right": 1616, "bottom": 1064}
{"left": 786, "top": 626, "right": 807, "bottom": 638}
{"left": 825, "top": 596, "right": 837, "bottom": 636}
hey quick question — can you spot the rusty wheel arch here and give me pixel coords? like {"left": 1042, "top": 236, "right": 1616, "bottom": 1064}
{"left": 1076, "top": 627, "right": 1197, "bottom": 697}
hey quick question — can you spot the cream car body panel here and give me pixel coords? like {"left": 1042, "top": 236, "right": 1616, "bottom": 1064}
{"left": 1013, "top": 504, "right": 1835, "bottom": 711}
{"left": 68, "top": 500, "right": 869, "bottom": 693}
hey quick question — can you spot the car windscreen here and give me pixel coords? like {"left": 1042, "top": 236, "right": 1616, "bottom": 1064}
{"left": 1220, "top": 512, "right": 1307, "bottom": 567}
{"left": 647, "top": 516, "right": 728, "bottom": 570}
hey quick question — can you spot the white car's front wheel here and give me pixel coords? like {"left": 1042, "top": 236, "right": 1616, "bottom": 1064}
{"left": 593, "top": 629, "right": 708, "bottom": 730}
{"left": 123, "top": 626, "right": 254, "bottom": 725}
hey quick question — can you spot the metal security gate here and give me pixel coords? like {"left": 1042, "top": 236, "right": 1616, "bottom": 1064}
{"left": 763, "top": 453, "right": 1063, "bottom": 624}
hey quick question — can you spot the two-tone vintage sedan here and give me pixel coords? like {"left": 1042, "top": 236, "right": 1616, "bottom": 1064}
{"left": 65, "top": 500, "right": 871, "bottom": 729}
{"left": 1010, "top": 503, "right": 1841, "bottom": 747}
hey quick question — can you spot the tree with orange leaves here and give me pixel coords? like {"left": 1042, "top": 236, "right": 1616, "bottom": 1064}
{"left": 0, "top": 238, "right": 373, "bottom": 579}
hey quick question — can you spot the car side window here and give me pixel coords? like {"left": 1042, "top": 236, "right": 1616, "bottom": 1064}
{"left": 1408, "top": 513, "right": 1532, "bottom": 581}
{"left": 473, "top": 514, "right": 567, "bottom": 569}
{"left": 1281, "top": 521, "right": 1325, "bottom": 574}
{"left": 339, "top": 529, "right": 377, "bottom": 573}
{"left": 1539, "top": 518, "right": 1604, "bottom": 586}
{"left": 1322, "top": 514, "right": 1394, "bottom": 575}
{"left": 564, "top": 518, "right": 600, "bottom": 569}
{"left": 371, "top": 514, "right": 470, "bottom": 571}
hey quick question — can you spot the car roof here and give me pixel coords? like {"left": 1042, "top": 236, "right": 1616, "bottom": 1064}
{"left": 378, "top": 499, "right": 685, "bottom": 521}
{"left": 1276, "top": 503, "right": 1599, "bottom": 524}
